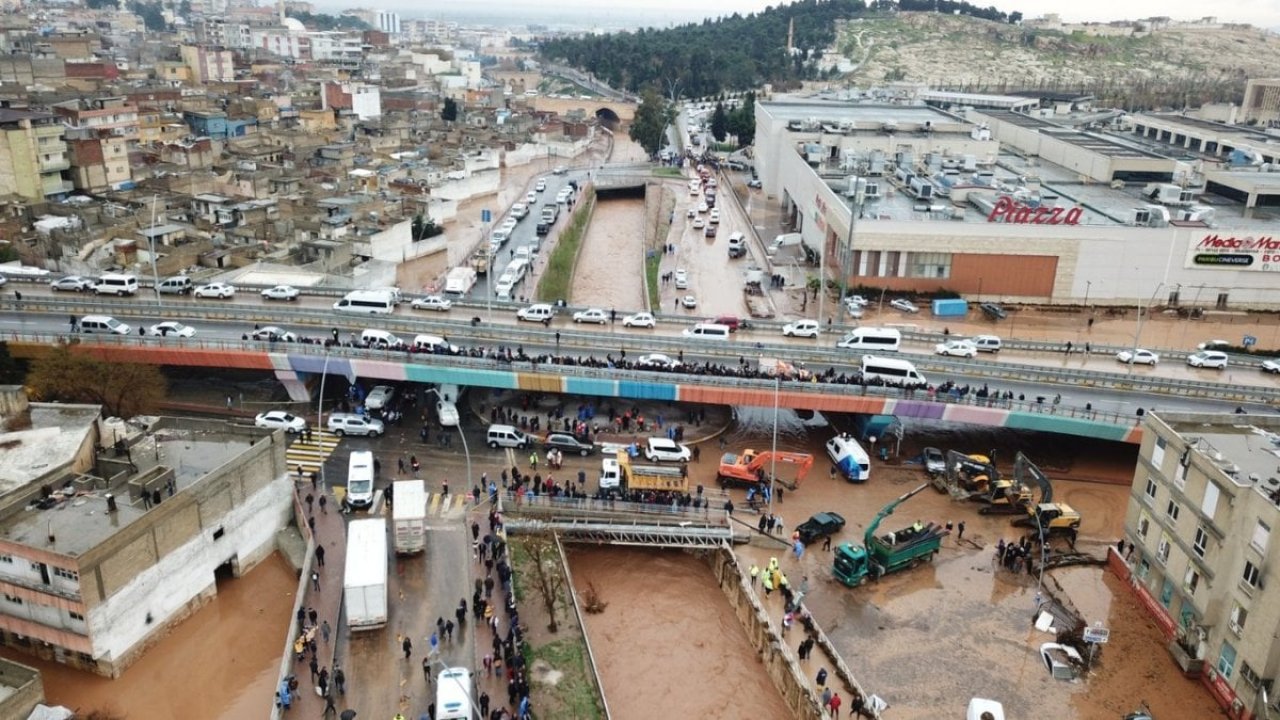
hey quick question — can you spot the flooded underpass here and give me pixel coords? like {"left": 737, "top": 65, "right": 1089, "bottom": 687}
{"left": 572, "top": 196, "right": 647, "bottom": 310}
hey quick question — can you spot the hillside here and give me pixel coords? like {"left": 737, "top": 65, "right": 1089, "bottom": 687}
{"left": 828, "top": 14, "right": 1280, "bottom": 107}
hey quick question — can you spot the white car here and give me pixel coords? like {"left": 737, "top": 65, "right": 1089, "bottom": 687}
{"left": 844, "top": 304, "right": 864, "bottom": 319}
{"left": 935, "top": 339, "right": 978, "bottom": 358}
{"left": 500, "top": 218, "right": 518, "bottom": 233}
{"left": 552, "top": 166, "right": 568, "bottom": 175}
{"left": 782, "top": 319, "right": 821, "bottom": 338}
{"left": 1117, "top": 349, "right": 1160, "bottom": 366}
{"left": 645, "top": 437, "right": 691, "bottom": 463}
{"left": 623, "top": 312, "right": 655, "bottom": 328}
{"left": 697, "top": 202, "right": 708, "bottom": 214}
{"left": 366, "top": 385, "right": 395, "bottom": 411}
{"left": 148, "top": 321, "right": 197, "bottom": 338}
{"left": 1262, "top": 359, "right": 1280, "bottom": 375}
{"left": 1186, "top": 351, "right": 1228, "bottom": 369}
{"left": 251, "top": 326, "right": 297, "bottom": 342}
{"left": 844, "top": 295, "right": 869, "bottom": 308}
{"left": 692, "top": 217, "right": 705, "bottom": 229}
{"left": 517, "top": 304, "right": 554, "bottom": 323}
{"left": 436, "top": 400, "right": 460, "bottom": 427}
{"left": 709, "top": 209, "right": 720, "bottom": 224}
{"left": 525, "top": 191, "right": 537, "bottom": 204}
{"left": 889, "top": 298, "right": 919, "bottom": 313}
{"left": 261, "top": 285, "right": 300, "bottom": 301}
{"left": 681, "top": 295, "right": 698, "bottom": 308}
{"left": 573, "top": 308, "right": 609, "bottom": 324}
{"left": 638, "top": 353, "right": 680, "bottom": 369}
{"left": 535, "top": 179, "right": 547, "bottom": 192}
{"left": 255, "top": 410, "right": 306, "bottom": 434}
{"left": 411, "top": 295, "right": 453, "bottom": 312}
{"left": 51, "top": 275, "right": 95, "bottom": 292}
{"left": 674, "top": 269, "right": 689, "bottom": 289}
{"left": 194, "top": 282, "right": 236, "bottom": 299}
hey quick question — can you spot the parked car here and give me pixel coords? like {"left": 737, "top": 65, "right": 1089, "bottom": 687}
{"left": 543, "top": 433, "right": 595, "bottom": 457}
{"left": 1117, "top": 349, "right": 1160, "bottom": 366}
{"left": 411, "top": 295, "right": 453, "bottom": 312}
{"left": 890, "top": 298, "right": 920, "bottom": 314}
{"left": 148, "top": 321, "right": 197, "bottom": 338}
{"left": 644, "top": 437, "right": 691, "bottom": 463}
{"left": 747, "top": 178, "right": 762, "bottom": 189}
{"left": 844, "top": 294, "right": 869, "bottom": 308}
{"left": 637, "top": 353, "right": 680, "bottom": 369}
{"left": 51, "top": 275, "right": 95, "bottom": 292}
{"left": 573, "top": 308, "right": 609, "bottom": 324}
{"left": 1197, "top": 339, "right": 1231, "bottom": 351}
{"left": 251, "top": 326, "right": 297, "bottom": 342}
{"left": 935, "top": 339, "right": 978, "bottom": 358}
{"left": 796, "top": 512, "right": 847, "bottom": 545}
{"left": 674, "top": 269, "right": 689, "bottom": 289}
{"left": 552, "top": 166, "right": 568, "bottom": 175}
{"left": 1186, "top": 350, "right": 1228, "bottom": 369}
{"left": 980, "top": 302, "right": 1008, "bottom": 320}
{"left": 623, "top": 312, "right": 655, "bottom": 328}
{"left": 922, "top": 447, "right": 946, "bottom": 476}
{"left": 365, "top": 385, "right": 395, "bottom": 411}
{"left": 255, "top": 410, "right": 306, "bottom": 433}
{"left": 194, "top": 282, "right": 236, "bottom": 299}
{"left": 782, "top": 320, "right": 821, "bottom": 338}
{"left": 681, "top": 295, "right": 698, "bottom": 308}
{"left": 1261, "top": 359, "right": 1280, "bottom": 375}
{"left": 261, "top": 285, "right": 300, "bottom": 301}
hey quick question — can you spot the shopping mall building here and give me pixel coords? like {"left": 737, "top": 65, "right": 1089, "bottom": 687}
{"left": 752, "top": 96, "right": 1280, "bottom": 309}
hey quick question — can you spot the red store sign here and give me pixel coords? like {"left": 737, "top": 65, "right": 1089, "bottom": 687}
{"left": 986, "top": 196, "right": 1083, "bottom": 226}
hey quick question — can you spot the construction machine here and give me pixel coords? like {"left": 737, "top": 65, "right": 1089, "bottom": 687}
{"left": 833, "top": 483, "right": 947, "bottom": 587}
{"left": 716, "top": 449, "right": 813, "bottom": 490}
{"left": 935, "top": 451, "right": 1001, "bottom": 498}
{"left": 1008, "top": 453, "right": 1082, "bottom": 535}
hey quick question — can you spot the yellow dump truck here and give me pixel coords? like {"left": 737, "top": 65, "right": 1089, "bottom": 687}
{"left": 617, "top": 451, "right": 688, "bottom": 492}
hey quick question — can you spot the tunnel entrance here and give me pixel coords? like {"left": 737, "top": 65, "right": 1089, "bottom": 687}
{"left": 595, "top": 107, "right": 621, "bottom": 131}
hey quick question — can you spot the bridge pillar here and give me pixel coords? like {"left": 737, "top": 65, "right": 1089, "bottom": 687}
{"left": 275, "top": 369, "right": 312, "bottom": 403}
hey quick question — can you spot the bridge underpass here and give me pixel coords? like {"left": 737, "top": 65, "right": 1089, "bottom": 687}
{"left": 8, "top": 337, "right": 1148, "bottom": 443}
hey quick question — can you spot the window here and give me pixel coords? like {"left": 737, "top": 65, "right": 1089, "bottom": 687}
{"left": 68, "top": 611, "right": 84, "bottom": 622}
{"left": 1252, "top": 521, "right": 1270, "bottom": 554}
{"left": 1243, "top": 560, "right": 1262, "bottom": 590}
{"left": 907, "top": 252, "right": 951, "bottom": 279}
{"left": 1174, "top": 461, "right": 1188, "bottom": 491}
{"left": 1138, "top": 511, "right": 1151, "bottom": 539}
{"left": 4, "top": 595, "right": 22, "bottom": 605}
{"left": 1218, "top": 641, "right": 1237, "bottom": 679}
{"left": 1183, "top": 567, "right": 1200, "bottom": 594}
{"left": 1201, "top": 483, "right": 1220, "bottom": 518}
{"left": 1230, "top": 603, "right": 1248, "bottom": 635}
{"left": 1157, "top": 533, "right": 1171, "bottom": 564}
{"left": 1144, "top": 476, "right": 1158, "bottom": 504}
{"left": 1193, "top": 525, "right": 1208, "bottom": 558}
{"left": 1151, "top": 435, "right": 1167, "bottom": 469}
{"left": 53, "top": 567, "right": 78, "bottom": 581}
{"left": 0, "top": 555, "right": 12, "bottom": 564}
{"left": 1241, "top": 662, "right": 1263, "bottom": 690}
{"left": 1165, "top": 500, "right": 1181, "bottom": 523}
{"left": 1138, "top": 559, "right": 1151, "bottom": 581}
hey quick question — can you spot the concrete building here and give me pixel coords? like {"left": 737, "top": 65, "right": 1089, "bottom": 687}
{"left": 0, "top": 108, "right": 73, "bottom": 201}
{"left": 376, "top": 10, "right": 400, "bottom": 35}
{"left": 323, "top": 81, "right": 381, "bottom": 121}
{"left": 66, "top": 128, "right": 132, "bottom": 192}
{"left": 179, "top": 44, "right": 235, "bottom": 84}
{"left": 1120, "top": 411, "right": 1280, "bottom": 720}
{"left": 753, "top": 98, "right": 1280, "bottom": 308}
{"left": 50, "top": 97, "right": 139, "bottom": 144}
{"left": 0, "top": 387, "right": 293, "bottom": 677}
{"left": 1241, "top": 78, "right": 1280, "bottom": 127}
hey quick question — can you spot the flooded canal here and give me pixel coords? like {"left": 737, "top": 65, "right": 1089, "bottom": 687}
{"left": 572, "top": 197, "right": 647, "bottom": 310}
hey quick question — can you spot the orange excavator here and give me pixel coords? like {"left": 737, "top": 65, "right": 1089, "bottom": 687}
{"left": 717, "top": 449, "right": 814, "bottom": 490}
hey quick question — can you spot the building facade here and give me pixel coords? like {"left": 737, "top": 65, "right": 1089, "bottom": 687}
{"left": 1241, "top": 78, "right": 1280, "bottom": 128}
{"left": 0, "top": 108, "right": 72, "bottom": 201}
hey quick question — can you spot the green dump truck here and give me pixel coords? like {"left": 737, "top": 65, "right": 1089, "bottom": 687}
{"left": 833, "top": 483, "right": 947, "bottom": 587}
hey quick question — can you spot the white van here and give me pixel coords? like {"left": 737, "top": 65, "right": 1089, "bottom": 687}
{"left": 361, "top": 329, "right": 403, "bottom": 349}
{"left": 494, "top": 274, "right": 516, "bottom": 300}
{"left": 600, "top": 457, "right": 621, "bottom": 489}
{"left": 345, "top": 450, "right": 376, "bottom": 509}
{"left": 516, "top": 304, "right": 554, "bottom": 323}
{"left": 836, "top": 327, "right": 902, "bottom": 352}
{"left": 334, "top": 290, "right": 395, "bottom": 315}
{"left": 435, "top": 667, "right": 474, "bottom": 720}
{"left": 94, "top": 273, "right": 139, "bottom": 296}
{"left": 682, "top": 323, "right": 732, "bottom": 340}
{"left": 973, "top": 335, "right": 1002, "bottom": 353}
{"left": 861, "top": 355, "right": 928, "bottom": 388}
{"left": 825, "top": 433, "right": 871, "bottom": 483}
{"left": 507, "top": 259, "right": 530, "bottom": 282}
{"left": 157, "top": 276, "right": 193, "bottom": 295}
{"left": 413, "top": 334, "right": 457, "bottom": 354}
{"left": 80, "top": 315, "right": 132, "bottom": 335}
{"left": 486, "top": 424, "right": 531, "bottom": 449}
{"left": 491, "top": 228, "right": 511, "bottom": 246}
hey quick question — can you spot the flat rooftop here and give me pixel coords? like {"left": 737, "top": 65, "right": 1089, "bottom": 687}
{"left": 1138, "top": 113, "right": 1280, "bottom": 143}
{"left": 1165, "top": 419, "right": 1280, "bottom": 506}
{"left": 983, "top": 110, "right": 1167, "bottom": 159}
{"left": 761, "top": 100, "right": 959, "bottom": 126}
{"left": 0, "top": 404, "right": 100, "bottom": 495}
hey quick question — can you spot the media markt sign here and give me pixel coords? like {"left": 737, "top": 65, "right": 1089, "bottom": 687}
{"left": 1187, "top": 233, "right": 1280, "bottom": 272}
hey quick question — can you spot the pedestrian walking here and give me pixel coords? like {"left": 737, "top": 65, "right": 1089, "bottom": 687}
{"left": 226, "top": 395, "right": 234, "bottom": 410}
{"left": 308, "top": 608, "right": 318, "bottom": 626}
{"left": 830, "top": 692, "right": 842, "bottom": 717}
{"left": 305, "top": 493, "right": 315, "bottom": 513}
{"left": 69, "top": 315, "right": 78, "bottom": 332}
{"left": 321, "top": 620, "right": 331, "bottom": 644}
{"left": 816, "top": 667, "right": 828, "bottom": 687}
{"left": 322, "top": 691, "right": 336, "bottom": 716}
{"left": 957, "top": 520, "right": 966, "bottom": 541}
{"left": 445, "top": 619, "right": 454, "bottom": 641}
{"left": 480, "top": 691, "right": 490, "bottom": 717}
{"left": 333, "top": 664, "right": 345, "bottom": 694}
{"left": 307, "top": 515, "right": 316, "bottom": 535}
{"left": 316, "top": 544, "right": 326, "bottom": 567}
{"left": 319, "top": 494, "right": 328, "bottom": 514}
{"left": 318, "top": 667, "right": 329, "bottom": 695}
{"left": 749, "top": 564, "right": 759, "bottom": 586}
{"left": 402, "top": 635, "right": 413, "bottom": 659}
{"left": 793, "top": 539, "right": 805, "bottom": 560}
{"left": 429, "top": 631, "right": 440, "bottom": 655}
{"left": 311, "top": 571, "right": 321, "bottom": 591}
{"left": 423, "top": 656, "right": 432, "bottom": 682}
{"left": 398, "top": 457, "right": 406, "bottom": 475}
{"left": 309, "top": 655, "right": 320, "bottom": 683}
{"left": 822, "top": 535, "right": 832, "bottom": 552}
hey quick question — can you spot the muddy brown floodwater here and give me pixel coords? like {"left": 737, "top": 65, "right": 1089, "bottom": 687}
{"left": 568, "top": 547, "right": 792, "bottom": 720}
{"left": 572, "top": 198, "right": 646, "bottom": 310}
{"left": 0, "top": 552, "right": 297, "bottom": 719}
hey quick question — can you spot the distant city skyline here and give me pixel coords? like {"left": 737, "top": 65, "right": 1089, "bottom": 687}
{"left": 309, "top": 0, "right": 1280, "bottom": 30}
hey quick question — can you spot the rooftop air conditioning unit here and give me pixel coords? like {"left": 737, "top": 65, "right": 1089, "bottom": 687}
{"left": 1130, "top": 208, "right": 1152, "bottom": 226}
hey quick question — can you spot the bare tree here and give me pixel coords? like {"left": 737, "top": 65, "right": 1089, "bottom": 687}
{"left": 519, "top": 532, "right": 568, "bottom": 633}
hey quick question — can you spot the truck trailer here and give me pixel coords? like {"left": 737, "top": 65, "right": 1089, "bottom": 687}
{"left": 616, "top": 451, "right": 688, "bottom": 493}
{"left": 833, "top": 483, "right": 946, "bottom": 587}
{"left": 392, "top": 480, "right": 427, "bottom": 554}
{"left": 443, "top": 267, "right": 477, "bottom": 297}
{"left": 540, "top": 203, "right": 560, "bottom": 224}
{"left": 344, "top": 518, "right": 389, "bottom": 630}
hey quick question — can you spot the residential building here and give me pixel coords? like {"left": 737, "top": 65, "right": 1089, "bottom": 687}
{"left": 322, "top": 81, "right": 381, "bottom": 121}
{"left": 1121, "top": 411, "right": 1280, "bottom": 720}
{"left": 51, "top": 97, "right": 139, "bottom": 144}
{"left": 0, "top": 108, "right": 73, "bottom": 201}
{"left": 66, "top": 128, "right": 132, "bottom": 192}
{"left": 179, "top": 44, "right": 235, "bottom": 84}
{"left": 376, "top": 10, "right": 400, "bottom": 35}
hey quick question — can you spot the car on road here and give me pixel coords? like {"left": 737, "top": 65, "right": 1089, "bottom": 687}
{"left": 686, "top": 208, "right": 696, "bottom": 219}
{"left": 1117, "top": 349, "right": 1160, "bottom": 366}
{"left": 366, "top": 385, "right": 395, "bottom": 411}
{"left": 51, "top": 275, "right": 95, "bottom": 292}
{"left": 148, "top": 321, "right": 196, "bottom": 338}
{"left": 728, "top": 232, "right": 747, "bottom": 258}
{"left": 922, "top": 447, "right": 946, "bottom": 476}
{"left": 1197, "top": 339, "right": 1231, "bottom": 351}
{"left": 697, "top": 202, "right": 708, "bottom": 214}
{"left": 525, "top": 191, "right": 537, "bottom": 204}
{"left": 552, "top": 166, "right": 568, "bottom": 175}
{"left": 516, "top": 303, "right": 555, "bottom": 323}
{"left": 674, "top": 269, "right": 689, "bottom": 289}
{"left": 573, "top": 308, "right": 609, "bottom": 324}
{"left": 194, "top": 282, "right": 236, "bottom": 299}
{"left": 796, "top": 511, "right": 847, "bottom": 545}
{"left": 935, "top": 339, "right": 978, "bottom": 358}
{"left": 980, "top": 302, "right": 1008, "bottom": 320}
{"left": 260, "top": 285, "right": 300, "bottom": 301}
{"left": 890, "top": 298, "right": 920, "bottom": 313}
{"left": 500, "top": 218, "right": 518, "bottom": 233}
{"left": 681, "top": 295, "right": 698, "bottom": 308}
{"left": 326, "top": 413, "right": 384, "bottom": 437}
{"left": 436, "top": 400, "right": 459, "bottom": 427}
{"left": 709, "top": 209, "right": 720, "bottom": 224}
{"left": 645, "top": 437, "right": 691, "bottom": 463}
{"left": 411, "top": 295, "right": 453, "bottom": 312}
{"left": 704, "top": 224, "right": 717, "bottom": 238}
{"left": 1186, "top": 350, "right": 1228, "bottom": 369}
{"left": 692, "top": 217, "right": 705, "bottom": 229}
{"left": 255, "top": 410, "right": 306, "bottom": 434}
{"left": 251, "top": 326, "right": 297, "bottom": 342}
{"left": 535, "top": 179, "right": 547, "bottom": 192}
{"left": 510, "top": 203, "right": 529, "bottom": 220}
{"left": 782, "top": 319, "right": 822, "bottom": 338}
{"left": 747, "top": 178, "right": 762, "bottom": 189}
{"left": 623, "top": 312, "right": 655, "bottom": 328}
{"left": 543, "top": 432, "right": 595, "bottom": 456}
{"left": 637, "top": 353, "right": 680, "bottom": 369}
{"left": 1262, "top": 359, "right": 1280, "bottom": 375}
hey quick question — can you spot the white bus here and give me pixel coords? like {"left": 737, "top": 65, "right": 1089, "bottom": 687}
{"left": 836, "top": 327, "right": 902, "bottom": 352}
{"left": 333, "top": 290, "right": 396, "bottom": 315}
{"left": 860, "top": 355, "right": 928, "bottom": 388}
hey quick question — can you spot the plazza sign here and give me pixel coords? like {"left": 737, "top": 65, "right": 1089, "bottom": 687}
{"left": 1186, "top": 233, "right": 1280, "bottom": 272}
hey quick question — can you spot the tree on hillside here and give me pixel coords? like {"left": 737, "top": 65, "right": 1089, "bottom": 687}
{"left": 710, "top": 103, "right": 728, "bottom": 142}
{"left": 27, "top": 345, "right": 166, "bottom": 419}
{"left": 629, "top": 88, "right": 671, "bottom": 158}
{"left": 727, "top": 92, "right": 757, "bottom": 147}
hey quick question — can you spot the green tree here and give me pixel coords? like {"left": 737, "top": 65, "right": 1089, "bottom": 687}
{"left": 128, "top": 1, "right": 166, "bottom": 31}
{"left": 629, "top": 89, "right": 671, "bottom": 158}
{"left": 0, "top": 342, "right": 21, "bottom": 384}
{"left": 412, "top": 214, "right": 443, "bottom": 241}
{"left": 710, "top": 103, "right": 728, "bottom": 142}
{"left": 441, "top": 98, "right": 459, "bottom": 122}
{"left": 27, "top": 345, "right": 166, "bottom": 419}
{"left": 727, "top": 92, "right": 756, "bottom": 147}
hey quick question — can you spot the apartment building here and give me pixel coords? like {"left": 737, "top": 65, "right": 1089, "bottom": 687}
{"left": 51, "top": 97, "right": 139, "bottom": 144}
{"left": 0, "top": 108, "right": 73, "bottom": 201}
{"left": 179, "top": 44, "right": 235, "bottom": 84}
{"left": 1122, "top": 411, "right": 1280, "bottom": 720}
{"left": 1241, "top": 78, "right": 1280, "bottom": 127}
{"left": 66, "top": 127, "right": 132, "bottom": 192}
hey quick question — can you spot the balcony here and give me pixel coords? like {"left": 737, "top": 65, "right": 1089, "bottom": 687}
{"left": 39, "top": 157, "right": 70, "bottom": 172}
{"left": 42, "top": 179, "right": 74, "bottom": 196}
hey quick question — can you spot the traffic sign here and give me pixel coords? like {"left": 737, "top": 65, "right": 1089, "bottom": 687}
{"left": 1243, "top": 335, "right": 1257, "bottom": 348}
{"left": 1083, "top": 626, "right": 1110, "bottom": 644}
{"left": 481, "top": 209, "right": 491, "bottom": 223}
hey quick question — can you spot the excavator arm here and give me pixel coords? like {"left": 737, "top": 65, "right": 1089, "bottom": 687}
{"left": 864, "top": 482, "right": 931, "bottom": 546}
{"left": 747, "top": 452, "right": 815, "bottom": 482}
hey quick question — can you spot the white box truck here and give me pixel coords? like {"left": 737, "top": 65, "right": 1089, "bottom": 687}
{"left": 344, "top": 518, "right": 388, "bottom": 631}
{"left": 443, "top": 267, "right": 478, "bottom": 297}
{"left": 392, "top": 480, "right": 427, "bottom": 554}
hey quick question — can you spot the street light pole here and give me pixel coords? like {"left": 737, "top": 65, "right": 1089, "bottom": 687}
{"left": 767, "top": 375, "right": 779, "bottom": 519}
{"left": 428, "top": 387, "right": 472, "bottom": 490}
{"left": 315, "top": 350, "right": 331, "bottom": 490}
{"left": 1129, "top": 283, "right": 1164, "bottom": 376}
{"left": 147, "top": 194, "right": 161, "bottom": 305}
{"left": 838, "top": 170, "right": 861, "bottom": 325}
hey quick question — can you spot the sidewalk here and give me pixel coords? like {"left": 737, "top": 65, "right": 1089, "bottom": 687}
{"left": 287, "top": 479, "right": 349, "bottom": 717}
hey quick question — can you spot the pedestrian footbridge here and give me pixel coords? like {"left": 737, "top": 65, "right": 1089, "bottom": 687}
{"left": 502, "top": 497, "right": 738, "bottom": 548}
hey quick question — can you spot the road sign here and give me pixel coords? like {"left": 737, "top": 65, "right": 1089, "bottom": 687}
{"left": 481, "top": 209, "right": 491, "bottom": 223}
{"left": 1083, "top": 626, "right": 1110, "bottom": 644}
{"left": 1243, "top": 335, "right": 1257, "bottom": 347}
